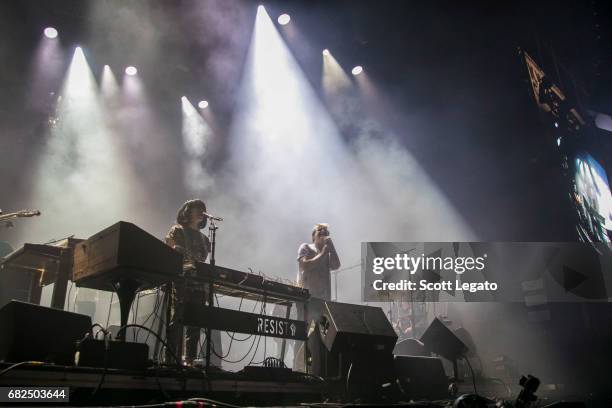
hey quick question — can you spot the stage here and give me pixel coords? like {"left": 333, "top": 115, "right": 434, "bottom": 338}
{"left": 1, "top": 0, "right": 612, "bottom": 407}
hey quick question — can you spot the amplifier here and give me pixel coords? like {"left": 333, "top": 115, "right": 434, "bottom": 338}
{"left": 73, "top": 221, "right": 182, "bottom": 290}
{"left": 75, "top": 338, "right": 149, "bottom": 370}
{"left": 0, "top": 301, "right": 91, "bottom": 366}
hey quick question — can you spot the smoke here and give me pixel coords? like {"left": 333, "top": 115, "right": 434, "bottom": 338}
{"left": 178, "top": 0, "right": 252, "bottom": 106}
{"left": 22, "top": 48, "right": 134, "bottom": 241}
{"left": 5, "top": 1, "right": 477, "bottom": 370}
{"left": 172, "top": 8, "right": 476, "bottom": 369}
{"left": 181, "top": 96, "right": 216, "bottom": 193}
{"left": 178, "top": 7, "right": 475, "bottom": 306}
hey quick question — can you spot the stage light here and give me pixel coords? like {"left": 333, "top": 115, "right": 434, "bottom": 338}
{"left": 322, "top": 49, "right": 330, "bottom": 56}
{"left": 65, "top": 47, "right": 93, "bottom": 99}
{"left": 125, "top": 66, "right": 137, "bottom": 76}
{"left": 181, "top": 96, "right": 214, "bottom": 192}
{"left": 557, "top": 137, "right": 561, "bottom": 147}
{"left": 554, "top": 122, "right": 559, "bottom": 128}
{"left": 44, "top": 27, "right": 58, "bottom": 39}
{"left": 277, "top": 14, "right": 291, "bottom": 25}
{"left": 198, "top": 100, "right": 209, "bottom": 109}
{"left": 30, "top": 44, "right": 135, "bottom": 246}
{"left": 28, "top": 25, "right": 64, "bottom": 110}
{"left": 101, "top": 65, "right": 119, "bottom": 100}
{"left": 322, "top": 49, "right": 351, "bottom": 95}
{"left": 351, "top": 65, "right": 363, "bottom": 76}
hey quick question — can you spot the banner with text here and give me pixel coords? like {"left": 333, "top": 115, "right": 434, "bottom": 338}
{"left": 361, "top": 242, "right": 612, "bottom": 302}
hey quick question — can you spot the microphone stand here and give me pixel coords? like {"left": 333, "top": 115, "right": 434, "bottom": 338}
{"left": 209, "top": 220, "right": 217, "bottom": 267}
{"left": 205, "top": 219, "right": 218, "bottom": 373}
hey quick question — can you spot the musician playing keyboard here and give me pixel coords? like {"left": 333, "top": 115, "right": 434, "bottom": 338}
{"left": 165, "top": 199, "right": 222, "bottom": 366}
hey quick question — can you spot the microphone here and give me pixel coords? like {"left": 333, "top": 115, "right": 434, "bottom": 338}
{"left": 203, "top": 211, "right": 223, "bottom": 222}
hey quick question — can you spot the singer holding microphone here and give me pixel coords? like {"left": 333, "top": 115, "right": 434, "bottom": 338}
{"left": 164, "top": 199, "right": 222, "bottom": 366}
{"left": 296, "top": 223, "right": 341, "bottom": 322}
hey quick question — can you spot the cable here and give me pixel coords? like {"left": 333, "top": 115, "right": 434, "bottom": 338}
{"left": 97, "top": 400, "right": 241, "bottom": 408}
{"left": 0, "top": 361, "right": 44, "bottom": 377}
{"left": 138, "top": 288, "right": 163, "bottom": 343}
{"left": 147, "top": 289, "right": 168, "bottom": 356}
{"left": 210, "top": 333, "right": 259, "bottom": 364}
{"left": 212, "top": 295, "right": 247, "bottom": 359}
{"left": 345, "top": 362, "right": 354, "bottom": 398}
{"left": 204, "top": 296, "right": 265, "bottom": 365}
{"left": 137, "top": 291, "right": 158, "bottom": 342}
{"left": 188, "top": 397, "right": 242, "bottom": 408}
{"left": 143, "top": 292, "right": 168, "bottom": 364}
{"left": 225, "top": 329, "right": 254, "bottom": 342}
{"left": 246, "top": 298, "right": 268, "bottom": 365}
{"left": 246, "top": 335, "right": 264, "bottom": 366}
{"left": 208, "top": 299, "right": 265, "bottom": 364}
{"left": 90, "top": 323, "right": 109, "bottom": 339}
{"left": 105, "top": 292, "right": 114, "bottom": 328}
{"left": 216, "top": 294, "right": 240, "bottom": 357}
{"left": 91, "top": 332, "right": 111, "bottom": 397}
{"left": 463, "top": 355, "right": 477, "bottom": 395}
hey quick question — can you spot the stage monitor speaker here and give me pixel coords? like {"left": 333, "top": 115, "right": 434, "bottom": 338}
{"left": 296, "top": 318, "right": 396, "bottom": 401}
{"left": 393, "top": 355, "right": 449, "bottom": 400}
{"left": 0, "top": 300, "right": 91, "bottom": 365}
{"left": 318, "top": 301, "right": 397, "bottom": 354}
{"left": 419, "top": 317, "right": 468, "bottom": 361}
{"left": 294, "top": 322, "right": 338, "bottom": 378}
{"left": 393, "top": 337, "right": 428, "bottom": 356}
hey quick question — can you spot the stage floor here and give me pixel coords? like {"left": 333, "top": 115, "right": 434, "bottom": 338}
{"left": 0, "top": 362, "right": 326, "bottom": 406}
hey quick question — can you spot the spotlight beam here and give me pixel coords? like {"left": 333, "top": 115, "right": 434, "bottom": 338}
{"left": 322, "top": 50, "right": 351, "bottom": 95}
{"left": 29, "top": 47, "right": 135, "bottom": 242}
{"left": 181, "top": 96, "right": 214, "bottom": 193}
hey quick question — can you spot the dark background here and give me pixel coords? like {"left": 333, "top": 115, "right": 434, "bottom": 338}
{"left": 1, "top": 0, "right": 611, "bottom": 243}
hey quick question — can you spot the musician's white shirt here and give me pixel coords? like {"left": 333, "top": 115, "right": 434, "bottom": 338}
{"left": 296, "top": 243, "right": 331, "bottom": 300}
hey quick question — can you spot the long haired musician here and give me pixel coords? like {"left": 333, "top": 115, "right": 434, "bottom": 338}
{"left": 165, "top": 199, "right": 222, "bottom": 366}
